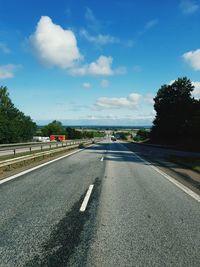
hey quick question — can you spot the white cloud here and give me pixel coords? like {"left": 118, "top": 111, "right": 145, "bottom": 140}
{"left": 69, "top": 55, "right": 126, "bottom": 76}
{"left": 144, "top": 94, "right": 154, "bottom": 104}
{"left": 82, "top": 82, "right": 91, "bottom": 89}
{"left": 0, "top": 42, "right": 10, "bottom": 54}
{"left": 80, "top": 29, "right": 119, "bottom": 45}
{"left": 29, "top": 16, "right": 125, "bottom": 77}
{"left": 85, "top": 113, "right": 153, "bottom": 121}
{"left": 179, "top": 0, "right": 199, "bottom": 14}
{"left": 30, "top": 16, "right": 82, "bottom": 69}
{"left": 96, "top": 93, "right": 142, "bottom": 109}
{"left": 0, "top": 64, "right": 19, "bottom": 79}
{"left": 145, "top": 19, "right": 158, "bottom": 29}
{"left": 182, "top": 49, "right": 200, "bottom": 70}
{"left": 169, "top": 79, "right": 200, "bottom": 99}
{"left": 85, "top": 7, "right": 101, "bottom": 32}
{"left": 100, "top": 79, "right": 109, "bottom": 88}
{"left": 169, "top": 80, "right": 175, "bottom": 85}
{"left": 192, "top": 81, "right": 200, "bottom": 99}
{"left": 138, "top": 19, "right": 158, "bottom": 37}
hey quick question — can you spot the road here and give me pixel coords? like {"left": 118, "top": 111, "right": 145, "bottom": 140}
{"left": 0, "top": 140, "right": 199, "bottom": 266}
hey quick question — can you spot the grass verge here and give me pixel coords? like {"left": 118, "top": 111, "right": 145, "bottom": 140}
{"left": 167, "top": 155, "right": 200, "bottom": 173}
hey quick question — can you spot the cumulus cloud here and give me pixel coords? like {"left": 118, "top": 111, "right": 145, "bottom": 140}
{"left": 0, "top": 42, "right": 10, "bottom": 54}
{"left": 30, "top": 16, "right": 82, "bottom": 69}
{"left": 179, "top": 0, "right": 199, "bottom": 14}
{"left": 182, "top": 48, "right": 200, "bottom": 70}
{"left": 0, "top": 64, "right": 19, "bottom": 79}
{"left": 82, "top": 82, "right": 91, "bottom": 89}
{"left": 80, "top": 29, "right": 119, "bottom": 46}
{"left": 95, "top": 93, "right": 142, "bottom": 109}
{"left": 100, "top": 79, "right": 109, "bottom": 88}
{"left": 69, "top": 55, "right": 126, "bottom": 76}
{"left": 30, "top": 16, "right": 125, "bottom": 77}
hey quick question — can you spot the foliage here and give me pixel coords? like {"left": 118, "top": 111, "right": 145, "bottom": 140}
{"left": 137, "top": 129, "right": 149, "bottom": 139}
{"left": 133, "top": 129, "right": 150, "bottom": 141}
{"left": 116, "top": 131, "right": 130, "bottom": 140}
{"left": 40, "top": 124, "right": 105, "bottom": 140}
{"left": 0, "top": 86, "right": 36, "bottom": 143}
{"left": 65, "top": 127, "right": 82, "bottom": 139}
{"left": 151, "top": 77, "right": 200, "bottom": 144}
{"left": 66, "top": 127, "right": 105, "bottom": 139}
{"left": 41, "top": 120, "right": 66, "bottom": 136}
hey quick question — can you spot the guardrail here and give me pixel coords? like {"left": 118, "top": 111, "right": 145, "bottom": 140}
{"left": 0, "top": 139, "right": 99, "bottom": 157}
{"left": 0, "top": 139, "right": 101, "bottom": 174}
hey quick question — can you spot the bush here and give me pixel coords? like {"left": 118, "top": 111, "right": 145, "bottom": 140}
{"left": 133, "top": 129, "right": 150, "bottom": 142}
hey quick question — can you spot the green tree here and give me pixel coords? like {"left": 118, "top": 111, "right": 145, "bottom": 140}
{"left": 136, "top": 129, "right": 150, "bottom": 140}
{"left": 65, "top": 127, "right": 83, "bottom": 139}
{"left": 151, "top": 77, "right": 196, "bottom": 143}
{"left": 42, "top": 120, "right": 65, "bottom": 136}
{"left": 0, "top": 86, "right": 36, "bottom": 143}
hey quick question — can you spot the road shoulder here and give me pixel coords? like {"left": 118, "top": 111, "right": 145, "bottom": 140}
{"left": 121, "top": 141, "right": 200, "bottom": 196}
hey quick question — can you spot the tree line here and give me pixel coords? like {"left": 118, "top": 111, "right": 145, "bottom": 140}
{"left": 37, "top": 120, "right": 105, "bottom": 139}
{"left": 0, "top": 86, "right": 36, "bottom": 143}
{"left": 0, "top": 86, "right": 105, "bottom": 144}
{"left": 1, "top": 78, "right": 199, "bottom": 148}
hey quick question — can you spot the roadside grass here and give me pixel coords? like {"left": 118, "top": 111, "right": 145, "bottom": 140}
{"left": 167, "top": 155, "right": 200, "bottom": 173}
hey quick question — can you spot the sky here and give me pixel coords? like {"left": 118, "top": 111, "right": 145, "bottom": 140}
{"left": 0, "top": 0, "right": 200, "bottom": 126}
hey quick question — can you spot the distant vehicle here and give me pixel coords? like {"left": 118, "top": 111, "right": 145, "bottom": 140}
{"left": 50, "top": 135, "right": 65, "bottom": 142}
{"left": 111, "top": 136, "right": 117, "bottom": 141}
{"left": 33, "top": 136, "right": 50, "bottom": 142}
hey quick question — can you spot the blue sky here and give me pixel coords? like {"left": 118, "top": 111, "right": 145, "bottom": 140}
{"left": 0, "top": 0, "right": 200, "bottom": 125}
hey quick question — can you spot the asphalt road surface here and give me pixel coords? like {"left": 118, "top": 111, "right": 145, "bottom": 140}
{"left": 0, "top": 140, "right": 199, "bottom": 266}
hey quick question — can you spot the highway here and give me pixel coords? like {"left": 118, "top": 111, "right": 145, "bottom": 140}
{"left": 0, "top": 140, "right": 199, "bottom": 266}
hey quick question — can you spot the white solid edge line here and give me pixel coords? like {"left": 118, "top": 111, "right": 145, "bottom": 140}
{"left": 0, "top": 144, "right": 94, "bottom": 185}
{"left": 119, "top": 143, "right": 200, "bottom": 203}
{"left": 80, "top": 184, "right": 94, "bottom": 212}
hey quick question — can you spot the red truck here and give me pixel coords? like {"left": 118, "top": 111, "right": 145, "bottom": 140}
{"left": 50, "top": 135, "right": 65, "bottom": 142}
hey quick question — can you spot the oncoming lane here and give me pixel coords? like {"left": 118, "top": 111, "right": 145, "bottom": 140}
{"left": 0, "top": 142, "right": 107, "bottom": 267}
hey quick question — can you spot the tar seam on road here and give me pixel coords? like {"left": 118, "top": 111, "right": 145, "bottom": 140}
{"left": 80, "top": 185, "right": 94, "bottom": 212}
{"left": 119, "top": 143, "right": 200, "bottom": 203}
{"left": 0, "top": 144, "right": 95, "bottom": 185}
